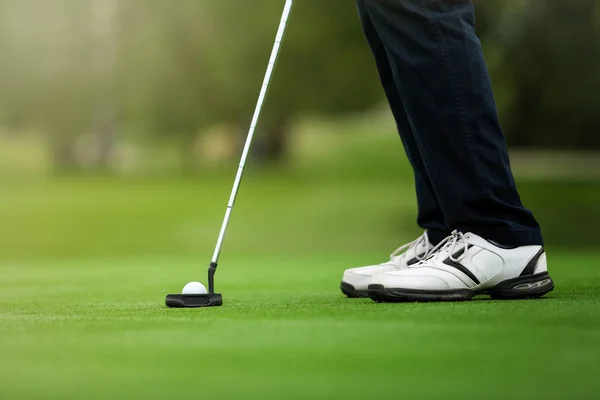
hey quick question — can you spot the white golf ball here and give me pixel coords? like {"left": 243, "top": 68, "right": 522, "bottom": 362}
{"left": 182, "top": 281, "right": 208, "bottom": 295}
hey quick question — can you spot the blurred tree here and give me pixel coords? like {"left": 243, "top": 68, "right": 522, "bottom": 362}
{"left": 475, "top": 0, "right": 600, "bottom": 149}
{"left": 1, "top": 0, "right": 599, "bottom": 175}
{"left": 0, "top": 0, "right": 108, "bottom": 172}
{"left": 89, "top": 0, "right": 119, "bottom": 171}
{"left": 117, "top": 0, "right": 383, "bottom": 166}
{"left": 117, "top": 0, "right": 215, "bottom": 170}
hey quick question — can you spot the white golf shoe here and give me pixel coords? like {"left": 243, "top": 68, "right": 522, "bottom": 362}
{"left": 368, "top": 230, "right": 554, "bottom": 302}
{"left": 341, "top": 232, "right": 435, "bottom": 298}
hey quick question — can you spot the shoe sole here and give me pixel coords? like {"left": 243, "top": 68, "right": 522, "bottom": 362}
{"left": 340, "top": 282, "right": 369, "bottom": 298}
{"left": 368, "top": 272, "right": 555, "bottom": 303}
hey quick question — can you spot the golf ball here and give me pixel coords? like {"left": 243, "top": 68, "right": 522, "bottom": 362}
{"left": 182, "top": 281, "right": 208, "bottom": 295}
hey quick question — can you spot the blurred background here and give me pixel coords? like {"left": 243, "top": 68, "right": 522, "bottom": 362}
{"left": 1, "top": 0, "right": 599, "bottom": 260}
{"left": 1, "top": 2, "right": 600, "bottom": 399}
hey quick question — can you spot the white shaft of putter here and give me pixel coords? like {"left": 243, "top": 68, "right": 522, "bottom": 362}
{"left": 211, "top": 0, "right": 294, "bottom": 264}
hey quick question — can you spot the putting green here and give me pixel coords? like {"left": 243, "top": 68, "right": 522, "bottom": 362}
{"left": 1, "top": 173, "right": 599, "bottom": 399}
{"left": 1, "top": 252, "right": 600, "bottom": 399}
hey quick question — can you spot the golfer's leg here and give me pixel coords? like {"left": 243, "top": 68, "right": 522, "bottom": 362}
{"left": 357, "top": 0, "right": 448, "bottom": 245}
{"left": 363, "top": 0, "right": 542, "bottom": 246}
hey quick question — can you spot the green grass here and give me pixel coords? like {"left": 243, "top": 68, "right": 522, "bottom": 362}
{"left": 1, "top": 252, "right": 600, "bottom": 399}
{"left": 1, "top": 126, "right": 600, "bottom": 399}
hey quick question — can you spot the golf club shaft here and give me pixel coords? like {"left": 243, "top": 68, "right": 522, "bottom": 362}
{"left": 209, "top": 0, "right": 294, "bottom": 292}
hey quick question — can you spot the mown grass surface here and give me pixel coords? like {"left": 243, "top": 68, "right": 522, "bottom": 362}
{"left": 1, "top": 130, "right": 599, "bottom": 399}
{"left": 1, "top": 251, "right": 600, "bottom": 400}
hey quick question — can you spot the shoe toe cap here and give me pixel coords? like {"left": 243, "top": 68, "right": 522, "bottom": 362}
{"left": 343, "top": 264, "right": 395, "bottom": 290}
{"left": 371, "top": 268, "right": 453, "bottom": 290}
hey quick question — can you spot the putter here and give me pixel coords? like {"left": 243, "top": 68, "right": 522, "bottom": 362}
{"left": 166, "top": 0, "right": 294, "bottom": 308}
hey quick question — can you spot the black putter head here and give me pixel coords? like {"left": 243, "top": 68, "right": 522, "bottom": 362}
{"left": 166, "top": 262, "right": 223, "bottom": 308}
{"left": 165, "top": 293, "right": 223, "bottom": 308}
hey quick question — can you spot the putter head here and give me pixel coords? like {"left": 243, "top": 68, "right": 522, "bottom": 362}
{"left": 165, "top": 293, "right": 223, "bottom": 308}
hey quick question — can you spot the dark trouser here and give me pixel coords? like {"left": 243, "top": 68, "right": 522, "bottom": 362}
{"left": 357, "top": 0, "right": 543, "bottom": 247}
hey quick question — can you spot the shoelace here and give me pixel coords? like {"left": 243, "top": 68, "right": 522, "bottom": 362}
{"left": 389, "top": 233, "right": 431, "bottom": 263}
{"left": 423, "top": 230, "right": 469, "bottom": 264}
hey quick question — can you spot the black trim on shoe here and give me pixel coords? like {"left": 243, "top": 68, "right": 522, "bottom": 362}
{"left": 486, "top": 240, "right": 519, "bottom": 249}
{"left": 520, "top": 248, "right": 545, "bottom": 276}
{"left": 406, "top": 257, "right": 420, "bottom": 266}
{"left": 406, "top": 249, "right": 429, "bottom": 266}
{"left": 443, "top": 259, "right": 480, "bottom": 284}
{"left": 340, "top": 282, "right": 369, "bottom": 298}
{"left": 368, "top": 272, "right": 555, "bottom": 303}
{"left": 368, "top": 284, "right": 473, "bottom": 302}
{"left": 489, "top": 272, "right": 554, "bottom": 299}
{"left": 450, "top": 245, "right": 472, "bottom": 259}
